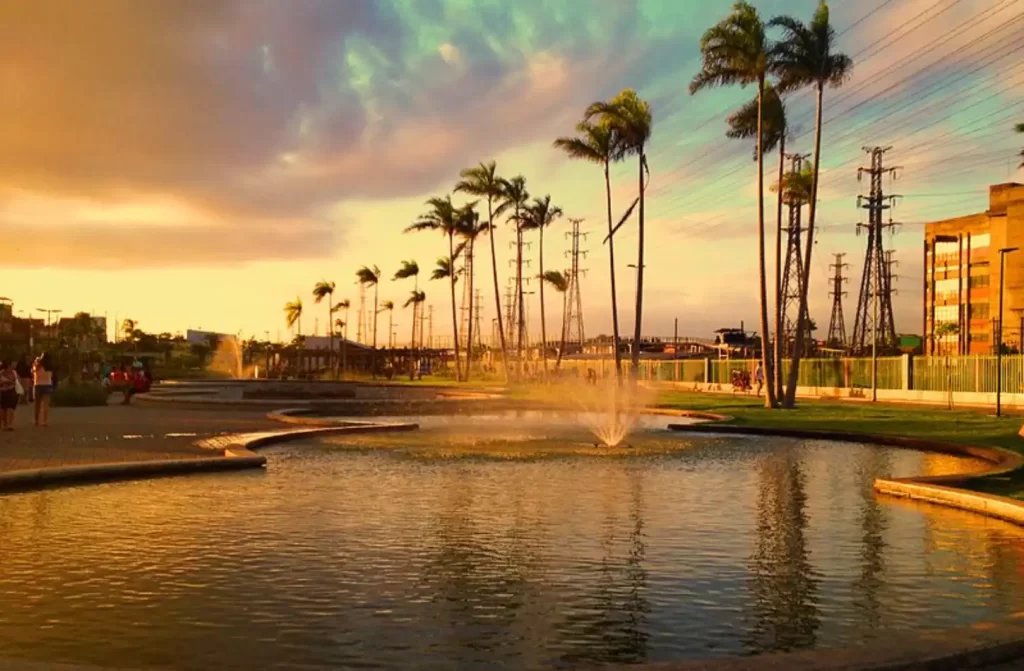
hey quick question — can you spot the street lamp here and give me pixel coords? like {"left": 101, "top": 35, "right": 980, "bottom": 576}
{"left": 996, "top": 246, "right": 1018, "bottom": 417}
{"left": 36, "top": 308, "right": 62, "bottom": 341}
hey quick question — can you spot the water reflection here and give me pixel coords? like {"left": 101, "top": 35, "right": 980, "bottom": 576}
{"left": 0, "top": 431, "right": 1022, "bottom": 670}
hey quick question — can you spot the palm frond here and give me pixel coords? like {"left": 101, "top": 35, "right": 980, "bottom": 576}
{"left": 541, "top": 270, "right": 569, "bottom": 293}
{"left": 333, "top": 299, "right": 350, "bottom": 311}
{"left": 356, "top": 265, "right": 381, "bottom": 285}
{"left": 726, "top": 84, "right": 787, "bottom": 157}
{"left": 312, "top": 280, "right": 335, "bottom": 302}
{"left": 393, "top": 259, "right": 420, "bottom": 281}
{"left": 603, "top": 197, "right": 640, "bottom": 244}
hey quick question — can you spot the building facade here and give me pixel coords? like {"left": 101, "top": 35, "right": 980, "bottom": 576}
{"left": 923, "top": 183, "right": 1024, "bottom": 355}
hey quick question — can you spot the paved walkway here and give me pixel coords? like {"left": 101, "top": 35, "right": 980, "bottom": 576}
{"left": 0, "top": 401, "right": 277, "bottom": 474}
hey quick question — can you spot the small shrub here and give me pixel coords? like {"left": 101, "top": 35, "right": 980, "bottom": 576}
{"left": 52, "top": 383, "right": 109, "bottom": 407}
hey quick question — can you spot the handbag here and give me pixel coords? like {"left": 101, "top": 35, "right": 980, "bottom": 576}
{"left": 13, "top": 377, "right": 23, "bottom": 396}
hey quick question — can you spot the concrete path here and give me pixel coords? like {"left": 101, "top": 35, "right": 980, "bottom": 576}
{"left": 0, "top": 401, "right": 277, "bottom": 475}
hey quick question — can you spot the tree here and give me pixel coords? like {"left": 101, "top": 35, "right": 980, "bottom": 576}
{"left": 406, "top": 196, "right": 464, "bottom": 381}
{"left": 379, "top": 300, "right": 395, "bottom": 348}
{"left": 727, "top": 85, "right": 788, "bottom": 399}
{"left": 334, "top": 299, "right": 350, "bottom": 377}
{"left": 498, "top": 176, "right": 530, "bottom": 377}
{"left": 585, "top": 89, "right": 652, "bottom": 382}
{"left": 691, "top": 1, "right": 776, "bottom": 409}
{"left": 455, "top": 161, "right": 511, "bottom": 380}
{"left": 394, "top": 260, "right": 421, "bottom": 378}
{"left": 772, "top": 0, "right": 853, "bottom": 408}
{"left": 356, "top": 265, "right": 382, "bottom": 375}
{"left": 456, "top": 203, "right": 486, "bottom": 381}
{"left": 554, "top": 121, "right": 626, "bottom": 382}
{"left": 541, "top": 270, "right": 570, "bottom": 370}
{"left": 404, "top": 289, "right": 426, "bottom": 380}
{"left": 313, "top": 280, "right": 336, "bottom": 377}
{"left": 284, "top": 298, "right": 303, "bottom": 374}
{"left": 521, "top": 195, "right": 564, "bottom": 377}
{"left": 121, "top": 318, "right": 137, "bottom": 350}
{"left": 1016, "top": 122, "right": 1024, "bottom": 167}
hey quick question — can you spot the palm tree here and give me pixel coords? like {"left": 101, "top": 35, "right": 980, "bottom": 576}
{"left": 771, "top": 0, "right": 853, "bottom": 408}
{"left": 406, "top": 196, "right": 464, "bottom": 381}
{"left": 284, "top": 298, "right": 303, "bottom": 374}
{"left": 498, "top": 176, "right": 530, "bottom": 376}
{"left": 455, "top": 161, "right": 511, "bottom": 380}
{"left": 554, "top": 121, "right": 626, "bottom": 381}
{"left": 394, "top": 260, "right": 421, "bottom": 378}
{"left": 404, "top": 289, "right": 426, "bottom": 379}
{"left": 456, "top": 203, "right": 485, "bottom": 381}
{"left": 379, "top": 300, "right": 395, "bottom": 348}
{"left": 1016, "top": 122, "right": 1024, "bottom": 167}
{"left": 121, "top": 318, "right": 137, "bottom": 349}
{"left": 312, "top": 280, "right": 336, "bottom": 377}
{"left": 727, "top": 84, "right": 787, "bottom": 398}
{"left": 334, "top": 299, "right": 350, "bottom": 377}
{"left": 521, "top": 195, "right": 564, "bottom": 376}
{"left": 542, "top": 270, "right": 570, "bottom": 370}
{"left": 584, "top": 89, "right": 652, "bottom": 382}
{"left": 691, "top": 1, "right": 776, "bottom": 409}
{"left": 356, "top": 266, "right": 381, "bottom": 374}
{"left": 394, "top": 260, "right": 420, "bottom": 290}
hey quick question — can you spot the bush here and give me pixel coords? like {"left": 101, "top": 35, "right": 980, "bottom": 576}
{"left": 51, "top": 383, "right": 109, "bottom": 407}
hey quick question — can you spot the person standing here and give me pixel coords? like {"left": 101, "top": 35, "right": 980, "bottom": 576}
{"left": 15, "top": 354, "right": 32, "bottom": 404}
{"left": 0, "top": 359, "right": 19, "bottom": 430}
{"left": 32, "top": 352, "right": 55, "bottom": 427}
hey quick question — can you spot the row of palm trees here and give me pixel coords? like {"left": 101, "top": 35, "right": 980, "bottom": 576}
{"left": 687, "top": 0, "right": 852, "bottom": 409}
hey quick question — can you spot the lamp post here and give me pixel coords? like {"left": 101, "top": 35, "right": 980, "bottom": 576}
{"left": 997, "top": 246, "right": 1018, "bottom": 417}
{"left": 36, "top": 308, "right": 61, "bottom": 342}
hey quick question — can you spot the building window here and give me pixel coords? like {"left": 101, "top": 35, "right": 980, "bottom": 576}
{"left": 969, "top": 275, "right": 990, "bottom": 288}
{"left": 972, "top": 233, "right": 991, "bottom": 249}
{"left": 970, "top": 304, "right": 990, "bottom": 319}
{"left": 935, "top": 240, "right": 958, "bottom": 255}
{"left": 935, "top": 305, "right": 958, "bottom": 321}
{"left": 935, "top": 278, "right": 959, "bottom": 294}
{"left": 971, "top": 333, "right": 990, "bottom": 342}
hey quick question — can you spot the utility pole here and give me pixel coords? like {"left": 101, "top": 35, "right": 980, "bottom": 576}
{"left": 780, "top": 152, "right": 811, "bottom": 354}
{"left": 827, "top": 253, "right": 849, "bottom": 350}
{"left": 472, "top": 289, "right": 484, "bottom": 351}
{"left": 564, "top": 218, "right": 588, "bottom": 354}
{"left": 356, "top": 284, "right": 367, "bottom": 345}
{"left": 852, "top": 146, "right": 901, "bottom": 353}
{"left": 427, "top": 305, "right": 434, "bottom": 350}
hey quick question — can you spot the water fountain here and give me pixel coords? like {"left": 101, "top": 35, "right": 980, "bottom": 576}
{"left": 529, "top": 376, "right": 656, "bottom": 448}
{"left": 207, "top": 337, "right": 254, "bottom": 379}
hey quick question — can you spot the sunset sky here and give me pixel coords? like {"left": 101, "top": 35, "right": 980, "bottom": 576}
{"left": 1, "top": 0, "right": 1021, "bottom": 343}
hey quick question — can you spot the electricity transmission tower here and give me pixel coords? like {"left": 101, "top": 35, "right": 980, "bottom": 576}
{"left": 851, "top": 146, "right": 900, "bottom": 352}
{"left": 563, "top": 218, "right": 588, "bottom": 351}
{"left": 472, "top": 289, "right": 483, "bottom": 351}
{"left": 827, "top": 253, "right": 849, "bottom": 349}
{"left": 458, "top": 244, "right": 475, "bottom": 349}
{"left": 780, "top": 152, "right": 811, "bottom": 353}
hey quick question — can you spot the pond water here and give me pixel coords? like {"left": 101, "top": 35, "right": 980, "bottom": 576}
{"left": 1, "top": 413, "right": 1022, "bottom": 670}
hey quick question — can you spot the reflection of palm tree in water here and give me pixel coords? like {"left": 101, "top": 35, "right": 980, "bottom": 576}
{"left": 853, "top": 449, "right": 889, "bottom": 633}
{"left": 562, "top": 467, "right": 650, "bottom": 666}
{"left": 745, "top": 449, "right": 820, "bottom": 654}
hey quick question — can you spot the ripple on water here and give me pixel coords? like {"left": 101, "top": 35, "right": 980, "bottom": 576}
{"left": 0, "top": 419, "right": 1017, "bottom": 670}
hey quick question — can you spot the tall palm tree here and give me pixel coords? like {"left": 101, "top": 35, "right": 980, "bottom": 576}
{"left": 542, "top": 269, "right": 570, "bottom": 370}
{"left": 456, "top": 203, "right": 485, "bottom": 381}
{"left": 334, "top": 299, "right": 350, "bottom": 377}
{"left": 379, "top": 300, "right": 395, "bottom": 348}
{"left": 394, "top": 260, "right": 421, "bottom": 378}
{"left": 284, "top": 298, "right": 303, "bottom": 374}
{"left": 405, "top": 289, "right": 426, "bottom": 379}
{"left": 521, "top": 195, "right": 564, "bottom": 376}
{"left": 121, "top": 318, "right": 138, "bottom": 351}
{"left": 554, "top": 121, "right": 626, "bottom": 381}
{"left": 356, "top": 266, "right": 381, "bottom": 375}
{"left": 498, "top": 176, "right": 530, "bottom": 376}
{"left": 727, "top": 85, "right": 787, "bottom": 398}
{"left": 771, "top": 0, "right": 853, "bottom": 408}
{"left": 584, "top": 89, "right": 652, "bottom": 381}
{"left": 393, "top": 260, "right": 420, "bottom": 291}
{"left": 691, "top": 1, "right": 776, "bottom": 409}
{"left": 312, "top": 280, "right": 336, "bottom": 377}
{"left": 455, "top": 161, "right": 511, "bottom": 380}
{"left": 406, "top": 196, "right": 464, "bottom": 381}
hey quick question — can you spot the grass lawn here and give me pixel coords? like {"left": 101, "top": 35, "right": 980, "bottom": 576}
{"left": 655, "top": 390, "right": 1024, "bottom": 500}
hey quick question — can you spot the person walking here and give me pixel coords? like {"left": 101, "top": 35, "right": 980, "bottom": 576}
{"left": 15, "top": 354, "right": 32, "bottom": 404}
{"left": 32, "top": 352, "right": 55, "bottom": 427}
{"left": 0, "top": 359, "right": 19, "bottom": 430}
{"left": 754, "top": 361, "right": 764, "bottom": 398}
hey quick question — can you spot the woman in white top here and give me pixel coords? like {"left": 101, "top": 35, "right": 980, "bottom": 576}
{"left": 32, "top": 352, "right": 55, "bottom": 427}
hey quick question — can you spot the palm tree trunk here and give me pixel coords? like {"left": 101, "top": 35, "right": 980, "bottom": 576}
{"left": 449, "top": 232, "right": 463, "bottom": 382}
{"left": 372, "top": 284, "right": 379, "bottom": 378}
{"left": 465, "top": 239, "right": 475, "bottom": 383}
{"left": 409, "top": 302, "right": 417, "bottom": 381}
{"left": 774, "top": 134, "right": 786, "bottom": 400}
{"left": 539, "top": 225, "right": 548, "bottom": 378}
{"left": 328, "top": 303, "right": 334, "bottom": 380}
{"left": 785, "top": 84, "right": 823, "bottom": 408}
{"left": 755, "top": 79, "right": 776, "bottom": 409}
{"left": 487, "top": 198, "right": 510, "bottom": 383}
{"left": 631, "top": 150, "right": 645, "bottom": 381}
{"left": 516, "top": 213, "right": 524, "bottom": 378}
{"left": 342, "top": 308, "right": 348, "bottom": 379}
{"left": 605, "top": 161, "right": 623, "bottom": 383}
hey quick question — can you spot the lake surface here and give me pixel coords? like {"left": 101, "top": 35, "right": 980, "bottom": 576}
{"left": 1, "top": 414, "right": 1022, "bottom": 670}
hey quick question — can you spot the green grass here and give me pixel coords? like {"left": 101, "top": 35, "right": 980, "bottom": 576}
{"left": 656, "top": 390, "right": 1024, "bottom": 499}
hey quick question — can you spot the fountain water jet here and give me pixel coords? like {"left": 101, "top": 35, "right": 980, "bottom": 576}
{"left": 532, "top": 376, "right": 655, "bottom": 448}
{"left": 207, "top": 337, "right": 255, "bottom": 379}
